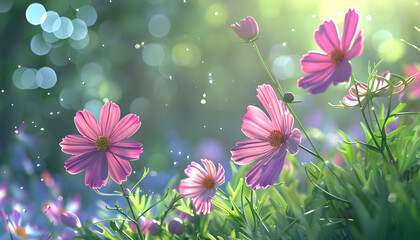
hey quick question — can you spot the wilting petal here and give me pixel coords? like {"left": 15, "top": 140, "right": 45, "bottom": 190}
{"left": 215, "top": 163, "right": 225, "bottom": 185}
{"left": 201, "top": 159, "right": 216, "bottom": 177}
{"left": 256, "top": 84, "right": 284, "bottom": 130}
{"left": 301, "top": 52, "right": 333, "bottom": 74}
{"left": 74, "top": 110, "right": 100, "bottom": 141}
{"left": 60, "top": 134, "right": 96, "bottom": 155}
{"left": 349, "top": 82, "right": 368, "bottom": 97}
{"left": 344, "top": 31, "right": 364, "bottom": 60}
{"left": 314, "top": 20, "right": 340, "bottom": 54}
{"left": 106, "top": 152, "right": 132, "bottom": 184}
{"left": 65, "top": 151, "right": 98, "bottom": 175}
{"left": 84, "top": 153, "right": 108, "bottom": 189}
{"left": 341, "top": 9, "right": 360, "bottom": 52}
{"left": 109, "top": 141, "right": 143, "bottom": 160}
{"left": 332, "top": 61, "right": 352, "bottom": 85}
{"left": 110, "top": 114, "right": 141, "bottom": 143}
{"left": 231, "top": 139, "right": 273, "bottom": 165}
{"left": 286, "top": 129, "right": 301, "bottom": 155}
{"left": 99, "top": 102, "right": 121, "bottom": 137}
{"left": 242, "top": 106, "right": 273, "bottom": 140}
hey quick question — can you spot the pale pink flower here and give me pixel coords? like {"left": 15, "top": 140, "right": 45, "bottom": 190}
{"left": 231, "top": 16, "right": 259, "bottom": 42}
{"left": 231, "top": 84, "right": 302, "bottom": 190}
{"left": 60, "top": 102, "right": 143, "bottom": 188}
{"left": 179, "top": 159, "right": 225, "bottom": 215}
{"left": 404, "top": 65, "right": 420, "bottom": 99}
{"left": 298, "top": 8, "right": 364, "bottom": 94}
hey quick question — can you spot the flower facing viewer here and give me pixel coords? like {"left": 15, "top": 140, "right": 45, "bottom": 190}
{"left": 231, "top": 16, "right": 259, "bottom": 42}
{"left": 298, "top": 8, "right": 364, "bottom": 94}
{"left": 179, "top": 159, "right": 225, "bottom": 215}
{"left": 231, "top": 84, "right": 302, "bottom": 190}
{"left": 60, "top": 102, "right": 143, "bottom": 188}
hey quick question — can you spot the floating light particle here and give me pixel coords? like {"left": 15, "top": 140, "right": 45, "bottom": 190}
{"left": 141, "top": 41, "right": 145, "bottom": 46}
{"left": 282, "top": 42, "right": 287, "bottom": 46}
{"left": 215, "top": 12, "right": 219, "bottom": 16}
{"left": 14, "top": 130, "right": 19, "bottom": 134}
{"left": 101, "top": 44, "right": 105, "bottom": 47}
{"left": 76, "top": 8, "right": 79, "bottom": 12}
{"left": 186, "top": 155, "right": 190, "bottom": 159}
{"left": 169, "top": 75, "right": 173, "bottom": 80}
{"left": 135, "top": 43, "right": 140, "bottom": 49}
{"left": 49, "top": 112, "right": 53, "bottom": 115}
{"left": 133, "top": 171, "right": 136, "bottom": 174}
{"left": 1, "top": 90, "right": 4, "bottom": 92}
{"left": 40, "top": 128, "right": 45, "bottom": 131}
{"left": 186, "top": 48, "right": 189, "bottom": 51}
{"left": 47, "top": 92, "right": 50, "bottom": 95}
{"left": 200, "top": 99, "right": 206, "bottom": 104}
{"left": 18, "top": 65, "right": 21, "bottom": 68}
{"left": 209, "top": 79, "right": 213, "bottom": 84}
{"left": 173, "top": 161, "right": 177, "bottom": 165}
{"left": 37, "top": 164, "right": 40, "bottom": 167}
{"left": 291, "top": 28, "right": 295, "bottom": 32}
{"left": 220, "top": 127, "right": 223, "bottom": 130}
{"left": 57, "top": 112, "right": 60, "bottom": 114}
{"left": 11, "top": 104, "right": 14, "bottom": 106}
{"left": 202, "top": 93, "right": 206, "bottom": 98}
{"left": 312, "top": 14, "right": 316, "bottom": 18}
{"left": 178, "top": 151, "right": 182, "bottom": 155}
{"left": 367, "top": 15, "right": 372, "bottom": 21}
{"left": 20, "top": 186, "right": 23, "bottom": 190}
{"left": 41, "top": 178, "right": 44, "bottom": 181}
{"left": 170, "top": 150, "right": 173, "bottom": 153}
{"left": 82, "top": 81, "right": 86, "bottom": 85}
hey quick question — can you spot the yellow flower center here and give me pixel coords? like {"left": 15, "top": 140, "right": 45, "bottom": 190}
{"left": 95, "top": 136, "right": 110, "bottom": 151}
{"left": 268, "top": 130, "right": 285, "bottom": 148}
{"left": 329, "top": 49, "right": 345, "bottom": 65}
{"left": 15, "top": 226, "right": 27, "bottom": 238}
{"left": 202, "top": 177, "right": 215, "bottom": 190}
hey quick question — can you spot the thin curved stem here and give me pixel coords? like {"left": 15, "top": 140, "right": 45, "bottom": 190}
{"left": 121, "top": 184, "right": 144, "bottom": 240}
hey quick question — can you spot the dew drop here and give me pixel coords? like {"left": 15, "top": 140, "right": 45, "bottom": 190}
{"left": 20, "top": 186, "right": 23, "bottom": 190}
{"left": 134, "top": 43, "right": 140, "bottom": 49}
{"left": 141, "top": 41, "right": 145, "bottom": 46}
{"left": 186, "top": 155, "right": 190, "bottom": 159}
{"left": 18, "top": 65, "right": 22, "bottom": 68}
{"left": 173, "top": 161, "right": 177, "bottom": 165}
{"left": 56, "top": 112, "right": 60, "bottom": 114}
{"left": 169, "top": 75, "right": 173, "bottom": 80}
{"left": 37, "top": 164, "right": 40, "bottom": 167}
{"left": 60, "top": 98, "right": 64, "bottom": 101}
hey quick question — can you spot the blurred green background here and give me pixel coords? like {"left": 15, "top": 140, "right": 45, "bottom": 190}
{"left": 0, "top": 0, "right": 418, "bottom": 194}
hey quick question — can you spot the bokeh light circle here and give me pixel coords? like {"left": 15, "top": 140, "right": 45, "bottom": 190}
{"left": 12, "top": 67, "right": 27, "bottom": 90}
{"left": 153, "top": 77, "right": 177, "bottom": 100}
{"left": 84, "top": 99, "right": 103, "bottom": 120}
{"left": 142, "top": 43, "right": 165, "bottom": 66}
{"left": 148, "top": 14, "right": 171, "bottom": 38}
{"left": 0, "top": 0, "right": 13, "bottom": 13}
{"left": 76, "top": 6, "right": 97, "bottom": 27}
{"left": 129, "top": 98, "right": 152, "bottom": 120}
{"left": 26, "top": 3, "right": 47, "bottom": 25}
{"left": 35, "top": 67, "right": 57, "bottom": 89}
{"left": 171, "top": 43, "right": 201, "bottom": 67}
{"left": 272, "top": 55, "right": 298, "bottom": 80}
{"left": 21, "top": 68, "right": 38, "bottom": 89}
{"left": 30, "top": 34, "right": 51, "bottom": 56}
{"left": 69, "top": 34, "right": 90, "bottom": 49}
{"left": 41, "top": 11, "right": 60, "bottom": 33}
{"left": 53, "top": 17, "right": 74, "bottom": 39}
{"left": 71, "top": 19, "right": 88, "bottom": 40}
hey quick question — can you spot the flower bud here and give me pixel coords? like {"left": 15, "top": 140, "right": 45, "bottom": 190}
{"left": 147, "top": 220, "right": 160, "bottom": 236}
{"left": 122, "top": 188, "right": 131, "bottom": 197}
{"left": 167, "top": 218, "right": 183, "bottom": 235}
{"left": 60, "top": 212, "right": 81, "bottom": 229}
{"left": 231, "top": 16, "right": 259, "bottom": 42}
{"left": 283, "top": 92, "right": 295, "bottom": 103}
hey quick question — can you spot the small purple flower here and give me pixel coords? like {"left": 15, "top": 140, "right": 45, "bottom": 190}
{"left": 60, "top": 212, "right": 81, "bottom": 229}
{"left": 298, "top": 8, "right": 364, "bottom": 94}
{"left": 167, "top": 218, "right": 184, "bottom": 235}
{"left": 231, "top": 16, "right": 259, "bottom": 42}
{"left": 147, "top": 220, "right": 160, "bottom": 236}
{"left": 231, "top": 84, "right": 302, "bottom": 190}
{"left": 1, "top": 209, "right": 42, "bottom": 239}
{"left": 176, "top": 210, "right": 193, "bottom": 222}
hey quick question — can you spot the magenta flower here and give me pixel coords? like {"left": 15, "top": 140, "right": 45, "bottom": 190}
{"left": 179, "top": 159, "right": 225, "bottom": 215}
{"left": 60, "top": 101, "right": 143, "bottom": 189}
{"left": 340, "top": 71, "right": 392, "bottom": 107}
{"left": 231, "top": 84, "right": 302, "bottom": 190}
{"left": 298, "top": 8, "right": 364, "bottom": 94}
{"left": 404, "top": 65, "right": 420, "bottom": 99}
{"left": 231, "top": 16, "right": 259, "bottom": 42}
{"left": 42, "top": 194, "right": 81, "bottom": 226}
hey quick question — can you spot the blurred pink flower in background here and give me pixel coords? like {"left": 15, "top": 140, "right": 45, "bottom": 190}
{"left": 231, "top": 84, "right": 302, "bottom": 190}
{"left": 60, "top": 101, "right": 143, "bottom": 189}
{"left": 42, "top": 194, "right": 81, "bottom": 227}
{"left": 231, "top": 16, "right": 259, "bottom": 42}
{"left": 179, "top": 159, "right": 225, "bottom": 215}
{"left": 298, "top": 8, "right": 364, "bottom": 94}
{"left": 404, "top": 65, "right": 420, "bottom": 99}
{"left": 1, "top": 209, "right": 42, "bottom": 239}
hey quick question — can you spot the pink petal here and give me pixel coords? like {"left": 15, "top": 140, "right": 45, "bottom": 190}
{"left": 184, "top": 162, "right": 207, "bottom": 179}
{"left": 106, "top": 152, "right": 132, "bottom": 184}
{"left": 84, "top": 152, "right": 108, "bottom": 189}
{"left": 201, "top": 159, "right": 216, "bottom": 177}
{"left": 110, "top": 114, "right": 141, "bottom": 143}
{"left": 60, "top": 134, "right": 96, "bottom": 155}
{"left": 256, "top": 150, "right": 287, "bottom": 189}
{"left": 215, "top": 163, "right": 225, "bottom": 186}
{"left": 242, "top": 106, "right": 274, "bottom": 140}
{"left": 297, "top": 66, "right": 335, "bottom": 93}
{"left": 74, "top": 110, "right": 100, "bottom": 141}
{"left": 349, "top": 82, "right": 368, "bottom": 97}
{"left": 286, "top": 129, "right": 301, "bottom": 155}
{"left": 99, "top": 102, "right": 121, "bottom": 137}
{"left": 65, "top": 151, "right": 99, "bottom": 175}
{"left": 231, "top": 139, "right": 273, "bottom": 165}
{"left": 332, "top": 60, "right": 352, "bottom": 85}
{"left": 341, "top": 9, "right": 360, "bottom": 53}
{"left": 344, "top": 31, "right": 364, "bottom": 60}
{"left": 301, "top": 52, "right": 333, "bottom": 74}
{"left": 193, "top": 198, "right": 212, "bottom": 215}
{"left": 256, "top": 84, "right": 284, "bottom": 131}
{"left": 109, "top": 141, "right": 143, "bottom": 161}
{"left": 280, "top": 108, "right": 294, "bottom": 136}
{"left": 179, "top": 179, "right": 205, "bottom": 199}
{"left": 314, "top": 20, "right": 340, "bottom": 54}
{"left": 341, "top": 95, "right": 362, "bottom": 107}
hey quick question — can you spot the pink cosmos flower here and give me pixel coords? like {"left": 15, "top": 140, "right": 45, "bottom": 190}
{"left": 231, "top": 16, "right": 259, "bottom": 42}
{"left": 60, "top": 102, "right": 143, "bottom": 189}
{"left": 298, "top": 8, "right": 364, "bottom": 94}
{"left": 1, "top": 209, "right": 42, "bottom": 239}
{"left": 179, "top": 159, "right": 225, "bottom": 215}
{"left": 404, "top": 65, "right": 420, "bottom": 99}
{"left": 341, "top": 71, "right": 392, "bottom": 107}
{"left": 231, "top": 84, "right": 302, "bottom": 190}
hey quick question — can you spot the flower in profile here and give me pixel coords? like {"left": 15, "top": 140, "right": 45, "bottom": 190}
{"left": 404, "top": 65, "right": 420, "bottom": 99}
{"left": 298, "top": 8, "right": 364, "bottom": 94}
{"left": 231, "top": 16, "right": 259, "bottom": 42}
{"left": 1, "top": 209, "right": 42, "bottom": 239}
{"left": 179, "top": 159, "right": 225, "bottom": 215}
{"left": 340, "top": 71, "right": 393, "bottom": 107}
{"left": 42, "top": 194, "right": 81, "bottom": 226}
{"left": 60, "top": 101, "right": 143, "bottom": 189}
{"left": 60, "top": 212, "right": 81, "bottom": 229}
{"left": 231, "top": 84, "right": 302, "bottom": 190}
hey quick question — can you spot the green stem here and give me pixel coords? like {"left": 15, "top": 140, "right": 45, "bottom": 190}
{"left": 121, "top": 184, "right": 144, "bottom": 240}
{"left": 252, "top": 42, "right": 346, "bottom": 189}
